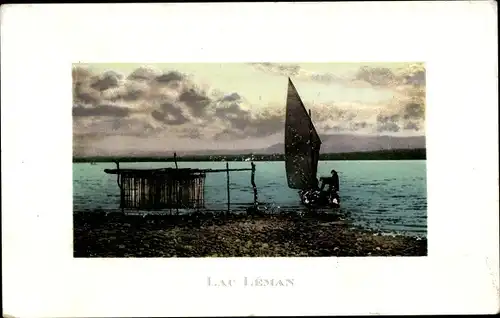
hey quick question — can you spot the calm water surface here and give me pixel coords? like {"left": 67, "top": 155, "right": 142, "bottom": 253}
{"left": 73, "top": 160, "right": 427, "bottom": 236}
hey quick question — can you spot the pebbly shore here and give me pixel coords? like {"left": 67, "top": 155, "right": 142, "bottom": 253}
{"left": 73, "top": 210, "right": 427, "bottom": 257}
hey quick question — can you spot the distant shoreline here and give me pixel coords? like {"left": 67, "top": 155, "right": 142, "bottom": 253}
{"left": 73, "top": 148, "right": 426, "bottom": 163}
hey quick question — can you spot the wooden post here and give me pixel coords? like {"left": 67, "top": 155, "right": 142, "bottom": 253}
{"left": 173, "top": 152, "right": 179, "bottom": 215}
{"left": 114, "top": 161, "right": 124, "bottom": 213}
{"left": 226, "top": 162, "right": 230, "bottom": 214}
{"left": 251, "top": 162, "right": 257, "bottom": 206}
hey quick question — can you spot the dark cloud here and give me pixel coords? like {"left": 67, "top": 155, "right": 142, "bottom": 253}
{"left": 179, "top": 88, "right": 212, "bottom": 117}
{"left": 403, "top": 70, "right": 426, "bottom": 86}
{"left": 351, "top": 64, "right": 425, "bottom": 133}
{"left": 127, "top": 67, "right": 160, "bottom": 81}
{"left": 155, "top": 71, "right": 185, "bottom": 84}
{"left": 121, "top": 84, "right": 149, "bottom": 101}
{"left": 214, "top": 102, "right": 284, "bottom": 138}
{"left": 151, "top": 102, "right": 189, "bottom": 125}
{"left": 73, "top": 83, "right": 101, "bottom": 105}
{"left": 247, "top": 110, "right": 284, "bottom": 137}
{"left": 73, "top": 104, "right": 131, "bottom": 117}
{"left": 220, "top": 92, "right": 242, "bottom": 102}
{"left": 403, "top": 102, "right": 425, "bottom": 120}
{"left": 310, "top": 105, "right": 359, "bottom": 123}
{"left": 377, "top": 113, "right": 401, "bottom": 124}
{"left": 374, "top": 113, "right": 403, "bottom": 133}
{"left": 90, "top": 71, "right": 122, "bottom": 91}
{"left": 73, "top": 63, "right": 425, "bottom": 155}
{"left": 355, "top": 67, "right": 398, "bottom": 87}
{"left": 105, "top": 81, "right": 150, "bottom": 102}
{"left": 404, "top": 121, "right": 421, "bottom": 131}
{"left": 72, "top": 67, "right": 92, "bottom": 83}
{"left": 215, "top": 103, "right": 251, "bottom": 130}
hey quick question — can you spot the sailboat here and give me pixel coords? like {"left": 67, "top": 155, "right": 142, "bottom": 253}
{"left": 284, "top": 78, "right": 340, "bottom": 208}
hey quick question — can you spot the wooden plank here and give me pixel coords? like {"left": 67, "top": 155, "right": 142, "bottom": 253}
{"left": 104, "top": 168, "right": 252, "bottom": 175}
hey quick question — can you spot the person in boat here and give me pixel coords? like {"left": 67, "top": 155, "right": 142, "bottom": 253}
{"left": 319, "top": 169, "right": 340, "bottom": 195}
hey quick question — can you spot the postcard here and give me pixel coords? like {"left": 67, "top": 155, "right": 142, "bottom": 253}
{"left": 2, "top": 2, "right": 498, "bottom": 317}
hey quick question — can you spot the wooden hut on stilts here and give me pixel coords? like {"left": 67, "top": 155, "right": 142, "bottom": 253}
{"left": 104, "top": 154, "right": 258, "bottom": 215}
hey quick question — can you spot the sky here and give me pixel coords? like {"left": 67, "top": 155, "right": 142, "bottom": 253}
{"left": 72, "top": 62, "right": 425, "bottom": 156}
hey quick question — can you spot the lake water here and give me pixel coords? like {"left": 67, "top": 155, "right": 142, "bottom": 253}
{"left": 73, "top": 160, "right": 427, "bottom": 237}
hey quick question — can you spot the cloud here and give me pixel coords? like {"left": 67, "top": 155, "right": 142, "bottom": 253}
{"left": 249, "top": 62, "right": 345, "bottom": 85}
{"left": 249, "top": 63, "right": 301, "bottom": 77}
{"left": 151, "top": 102, "right": 189, "bottom": 125}
{"left": 305, "top": 94, "right": 426, "bottom": 136}
{"left": 353, "top": 63, "right": 426, "bottom": 132}
{"left": 73, "top": 104, "right": 131, "bottom": 117}
{"left": 305, "top": 72, "right": 344, "bottom": 84}
{"left": 377, "top": 121, "right": 401, "bottom": 133}
{"left": 73, "top": 83, "right": 101, "bottom": 105}
{"left": 398, "top": 63, "right": 426, "bottom": 86}
{"left": 103, "top": 81, "right": 151, "bottom": 102}
{"left": 178, "top": 88, "right": 212, "bottom": 117}
{"left": 403, "top": 102, "right": 425, "bottom": 120}
{"left": 73, "top": 63, "right": 425, "bottom": 155}
{"left": 90, "top": 71, "right": 123, "bottom": 91}
{"left": 127, "top": 67, "right": 162, "bottom": 81}
{"left": 350, "top": 121, "right": 368, "bottom": 131}
{"left": 353, "top": 63, "right": 426, "bottom": 88}
{"left": 249, "top": 62, "right": 426, "bottom": 100}
{"left": 354, "top": 67, "right": 398, "bottom": 87}
{"left": 377, "top": 113, "right": 401, "bottom": 124}
{"left": 179, "top": 127, "right": 203, "bottom": 139}
{"left": 210, "top": 98, "right": 285, "bottom": 140}
{"left": 214, "top": 128, "right": 247, "bottom": 141}
{"left": 73, "top": 132, "right": 103, "bottom": 156}
{"left": 156, "top": 71, "right": 185, "bottom": 84}
{"left": 73, "top": 66, "right": 291, "bottom": 152}
{"left": 215, "top": 103, "right": 251, "bottom": 130}
{"left": 219, "top": 92, "right": 242, "bottom": 102}
{"left": 247, "top": 109, "right": 285, "bottom": 137}
{"left": 404, "top": 121, "right": 421, "bottom": 131}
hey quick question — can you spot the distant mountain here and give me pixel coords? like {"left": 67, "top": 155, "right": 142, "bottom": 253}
{"left": 265, "top": 134, "right": 426, "bottom": 154}
{"left": 176, "top": 134, "right": 425, "bottom": 155}
{"left": 147, "top": 134, "right": 425, "bottom": 156}
{"left": 74, "top": 134, "right": 426, "bottom": 157}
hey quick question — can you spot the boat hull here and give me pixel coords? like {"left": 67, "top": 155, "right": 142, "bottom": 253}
{"left": 299, "top": 189, "right": 340, "bottom": 209}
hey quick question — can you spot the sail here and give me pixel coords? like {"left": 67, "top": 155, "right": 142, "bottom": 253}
{"left": 284, "top": 78, "right": 322, "bottom": 189}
